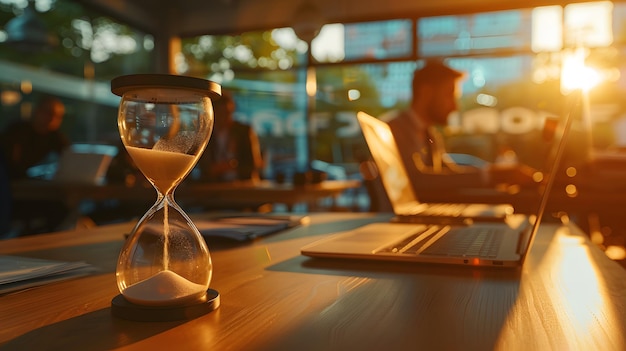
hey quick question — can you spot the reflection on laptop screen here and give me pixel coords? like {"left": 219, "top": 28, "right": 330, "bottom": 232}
{"left": 357, "top": 112, "right": 421, "bottom": 211}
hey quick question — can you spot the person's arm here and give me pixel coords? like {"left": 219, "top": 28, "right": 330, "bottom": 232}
{"left": 54, "top": 131, "right": 70, "bottom": 153}
{"left": 247, "top": 127, "right": 263, "bottom": 182}
{"left": 437, "top": 153, "right": 537, "bottom": 187}
{"left": 484, "top": 163, "right": 537, "bottom": 187}
{"left": 1, "top": 126, "right": 28, "bottom": 178}
{"left": 234, "top": 124, "right": 263, "bottom": 182}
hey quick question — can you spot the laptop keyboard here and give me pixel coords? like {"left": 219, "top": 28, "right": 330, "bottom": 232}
{"left": 400, "top": 203, "right": 467, "bottom": 217}
{"left": 420, "top": 203, "right": 467, "bottom": 217}
{"left": 379, "top": 226, "right": 503, "bottom": 258}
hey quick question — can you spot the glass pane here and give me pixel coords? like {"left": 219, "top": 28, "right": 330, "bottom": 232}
{"left": 0, "top": 0, "right": 154, "bottom": 144}
{"left": 444, "top": 55, "right": 564, "bottom": 170}
{"left": 531, "top": 6, "right": 563, "bottom": 52}
{"left": 585, "top": 46, "right": 626, "bottom": 153}
{"left": 319, "top": 20, "right": 412, "bottom": 62}
{"left": 564, "top": 1, "right": 613, "bottom": 48}
{"left": 418, "top": 10, "right": 533, "bottom": 56}
{"left": 309, "top": 56, "right": 569, "bottom": 174}
{"left": 193, "top": 62, "right": 419, "bottom": 177}
{"left": 178, "top": 28, "right": 308, "bottom": 78}
{"left": 613, "top": 1, "right": 626, "bottom": 44}
{"left": 215, "top": 69, "right": 310, "bottom": 179}
{"left": 0, "top": 0, "right": 154, "bottom": 81}
{"left": 312, "top": 62, "right": 415, "bottom": 165}
{"left": 311, "top": 24, "right": 345, "bottom": 63}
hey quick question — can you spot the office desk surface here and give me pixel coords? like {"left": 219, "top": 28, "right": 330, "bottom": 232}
{"left": 1, "top": 213, "right": 625, "bottom": 351}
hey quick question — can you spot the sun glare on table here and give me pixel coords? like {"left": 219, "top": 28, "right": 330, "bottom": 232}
{"left": 552, "top": 228, "right": 622, "bottom": 349}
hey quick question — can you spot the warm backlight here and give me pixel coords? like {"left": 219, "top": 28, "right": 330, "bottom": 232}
{"left": 561, "top": 48, "right": 601, "bottom": 94}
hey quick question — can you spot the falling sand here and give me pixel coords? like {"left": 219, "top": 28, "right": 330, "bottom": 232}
{"left": 122, "top": 147, "right": 206, "bottom": 305}
{"left": 123, "top": 270, "right": 206, "bottom": 305}
{"left": 124, "top": 146, "right": 197, "bottom": 271}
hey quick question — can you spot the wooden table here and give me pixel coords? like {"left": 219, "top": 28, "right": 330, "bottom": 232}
{"left": 1, "top": 212, "right": 625, "bottom": 350}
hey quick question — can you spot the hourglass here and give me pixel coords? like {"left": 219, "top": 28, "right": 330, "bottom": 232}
{"left": 110, "top": 74, "right": 221, "bottom": 321}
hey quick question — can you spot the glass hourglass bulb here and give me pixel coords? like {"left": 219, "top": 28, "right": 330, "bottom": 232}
{"left": 111, "top": 74, "right": 221, "bottom": 307}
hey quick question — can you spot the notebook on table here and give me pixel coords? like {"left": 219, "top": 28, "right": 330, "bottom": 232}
{"left": 301, "top": 100, "right": 576, "bottom": 268}
{"left": 195, "top": 214, "right": 309, "bottom": 241}
{"left": 356, "top": 111, "right": 514, "bottom": 225}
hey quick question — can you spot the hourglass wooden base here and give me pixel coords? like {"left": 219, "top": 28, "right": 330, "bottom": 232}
{"left": 111, "top": 289, "right": 220, "bottom": 322}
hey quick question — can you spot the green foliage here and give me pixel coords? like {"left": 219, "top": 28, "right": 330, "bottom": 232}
{"left": 0, "top": 0, "right": 153, "bottom": 80}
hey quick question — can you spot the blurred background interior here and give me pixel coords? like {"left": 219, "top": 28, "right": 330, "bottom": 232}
{"left": 3, "top": 0, "right": 626, "bottom": 266}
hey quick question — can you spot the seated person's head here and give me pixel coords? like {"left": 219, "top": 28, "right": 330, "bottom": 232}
{"left": 412, "top": 61, "right": 465, "bottom": 126}
{"left": 32, "top": 96, "right": 65, "bottom": 134}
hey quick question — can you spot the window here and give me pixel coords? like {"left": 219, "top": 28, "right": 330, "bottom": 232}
{"left": 0, "top": 0, "right": 154, "bottom": 81}
{"left": 418, "top": 10, "right": 533, "bottom": 57}
{"left": 342, "top": 20, "right": 413, "bottom": 61}
{"left": 0, "top": 0, "right": 155, "bottom": 143}
{"left": 178, "top": 1, "right": 626, "bottom": 178}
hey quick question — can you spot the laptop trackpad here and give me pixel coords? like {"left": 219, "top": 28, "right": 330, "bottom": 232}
{"left": 301, "top": 223, "right": 431, "bottom": 255}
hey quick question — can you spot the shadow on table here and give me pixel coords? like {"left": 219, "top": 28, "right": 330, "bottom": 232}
{"left": 269, "top": 253, "right": 523, "bottom": 280}
{"left": 260, "top": 256, "right": 523, "bottom": 351}
{"left": 203, "top": 213, "right": 386, "bottom": 249}
{"left": 0, "top": 308, "right": 187, "bottom": 351}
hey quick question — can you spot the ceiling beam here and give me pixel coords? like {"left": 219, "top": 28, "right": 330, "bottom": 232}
{"left": 173, "top": 0, "right": 599, "bottom": 36}
{"left": 77, "top": 0, "right": 601, "bottom": 37}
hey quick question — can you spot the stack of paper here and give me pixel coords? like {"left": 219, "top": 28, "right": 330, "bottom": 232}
{"left": 0, "top": 255, "right": 96, "bottom": 295}
{"left": 195, "top": 215, "right": 309, "bottom": 241}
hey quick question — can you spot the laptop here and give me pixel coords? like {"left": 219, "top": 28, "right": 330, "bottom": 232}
{"left": 356, "top": 111, "right": 514, "bottom": 225}
{"left": 302, "top": 100, "right": 576, "bottom": 268}
{"left": 53, "top": 144, "right": 118, "bottom": 185}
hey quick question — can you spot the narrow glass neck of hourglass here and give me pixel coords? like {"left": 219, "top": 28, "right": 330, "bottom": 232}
{"left": 152, "top": 191, "right": 182, "bottom": 217}
{"left": 156, "top": 182, "right": 179, "bottom": 198}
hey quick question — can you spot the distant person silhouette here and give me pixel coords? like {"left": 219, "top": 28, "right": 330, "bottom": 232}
{"left": 0, "top": 95, "right": 69, "bottom": 179}
{"left": 0, "top": 95, "right": 70, "bottom": 235}
{"left": 387, "top": 61, "right": 535, "bottom": 192}
{"left": 198, "top": 91, "right": 263, "bottom": 183}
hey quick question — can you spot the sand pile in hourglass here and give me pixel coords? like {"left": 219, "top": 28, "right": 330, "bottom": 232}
{"left": 123, "top": 137, "right": 206, "bottom": 305}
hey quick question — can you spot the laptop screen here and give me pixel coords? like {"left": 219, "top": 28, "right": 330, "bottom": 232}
{"left": 518, "top": 92, "right": 580, "bottom": 263}
{"left": 356, "top": 111, "right": 423, "bottom": 213}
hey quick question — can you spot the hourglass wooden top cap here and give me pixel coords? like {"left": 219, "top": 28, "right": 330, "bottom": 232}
{"left": 111, "top": 74, "right": 222, "bottom": 99}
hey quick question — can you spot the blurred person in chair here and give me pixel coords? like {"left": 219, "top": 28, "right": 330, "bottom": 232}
{"left": 387, "top": 61, "right": 535, "bottom": 193}
{"left": 0, "top": 95, "right": 70, "bottom": 235}
{"left": 198, "top": 91, "right": 263, "bottom": 183}
{"left": 0, "top": 95, "right": 69, "bottom": 180}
